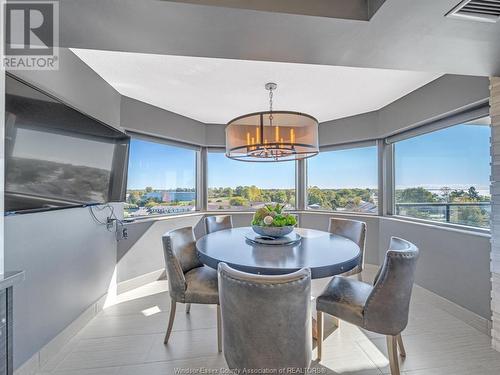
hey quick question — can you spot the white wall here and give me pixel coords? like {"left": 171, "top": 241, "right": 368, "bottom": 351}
{"left": 318, "top": 75, "right": 489, "bottom": 146}
{"left": 379, "top": 217, "right": 491, "bottom": 319}
{"left": 377, "top": 74, "right": 490, "bottom": 137}
{"left": 319, "top": 111, "right": 379, "bottom": 146}
{"left": 5, "top": 49, "right": 123, "bottom": 370}
{"left": 120, "top": 96, "right": 206, "bottom": 145}
{"left": 117, "top": 212, "right": 254, "bottom": 284}
{"left": 11, "top": 48, "right": 122, "bottom": 129}
{"left": 117, "top": 214, "right": 205, "bottom": 284}
{"left": 5, "top": 206, "right": 120, "bottom": 369}
{"left": 204, "top": 123, "right": 225, "bottom": 147}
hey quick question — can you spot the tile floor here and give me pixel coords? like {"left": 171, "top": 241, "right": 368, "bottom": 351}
{"left": 35, "top": 268, "right": 500, "bottom": 375}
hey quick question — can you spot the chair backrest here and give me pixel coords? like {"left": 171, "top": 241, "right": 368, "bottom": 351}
{"left": 162, "top": 227, "right": 203, "bottom": 302}
{"left": 364, "top": 237, "right": 419, "bottom": 336}
{"left": 329, "top": 218, "right": 366, "bottom": 272}
{"left": 205, "top": 215, "right": 233, "bottom": 234}
{"left": 218, "top": 263, "right": 312, "bottom": 372}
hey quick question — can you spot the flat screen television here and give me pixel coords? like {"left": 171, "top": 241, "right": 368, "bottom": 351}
{"left": 5, "top": 74, "right": 130, "bottom": 214}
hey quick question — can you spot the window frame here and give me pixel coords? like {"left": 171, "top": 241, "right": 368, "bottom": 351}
{"left": 387, "top": 108, "right": 491, "bottom": 233}
{"left": 305, "top": 140, "right": 379, "bottom": 215}
{"left": 206, "top": 148, "right": 298, "bottom": 212}
{"left": 124, "top": 132, "right": 201, "bottom": 220}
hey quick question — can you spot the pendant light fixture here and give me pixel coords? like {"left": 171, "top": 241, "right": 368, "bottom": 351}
{"left": 225, "top": 83, "right": 319, "bottom": 162}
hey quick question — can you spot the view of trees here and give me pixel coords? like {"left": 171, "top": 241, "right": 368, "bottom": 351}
{"left": 125, "top": 184, "right": 490, "bottom": 228}
{"left": 209, "top": 185, "right": 377, "bottom": 212}
{"left": 395, "top": 186, "right": 490, "bottom": 228}
{"left": 208, "top": 186, "right": 295, "bottom": 210}
{"left": 307, "top": 187, "right": 377, "bottom": 212}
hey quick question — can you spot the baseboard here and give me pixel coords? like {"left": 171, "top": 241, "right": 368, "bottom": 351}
{"left": 14, "top": 294, "right": 107, "bottom": 375}
{"left": 116, "top": 269, "right": 164, "bottom": 294}
{"left": 418, "top": 284, "right": 492, "bottom": 336}
{"left": 13, "top": 355, "right": 38, "bottom": 375}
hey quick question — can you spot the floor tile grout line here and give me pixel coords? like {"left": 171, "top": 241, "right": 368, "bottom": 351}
{"left": 354, "top": 339, "right": 385, "bottom": 375}
{"left": 40, "top": 336, "right": 83, "bottom": 373}
{"left": 77, "top": 326, "right": 220, "bottom": 341}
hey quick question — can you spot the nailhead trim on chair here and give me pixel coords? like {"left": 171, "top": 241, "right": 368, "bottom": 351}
{"left": 164, "top": 234, "right": 188, "bottom": 303}
{"left": 364, "top": 250, "right": 418, "bottom": 331}
{"left": 219, "top": 272, "right": 309, "bottom": 288}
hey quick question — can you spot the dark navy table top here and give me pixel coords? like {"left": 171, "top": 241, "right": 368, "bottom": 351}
{"left": 196, "top": 227, "right": 361, "bottom": 279}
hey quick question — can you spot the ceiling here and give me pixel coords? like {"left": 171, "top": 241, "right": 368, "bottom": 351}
{"left": 58, "top": 0, "right": 500, "bottom": 76}
{"left": 72, "top": 49, "right": 441, "bottom": 123}
{"left": 160, "top": 0, "right": 386, "bottom": 21}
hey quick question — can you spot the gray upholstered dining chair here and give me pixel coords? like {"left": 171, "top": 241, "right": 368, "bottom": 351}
{"left": 316, "top": 237, "right": 419, "bottom": 375}
{"left": 329, "top": 217, "right": 366, "bottom": 279}
{"left": 205, "top": 215, "right": 233, "bottom": 234}
{"left": 218, "top": 262, "right": 312, "bottom": 372}
{"left": 162, "top": 227, "right": 221, "bottom": 352}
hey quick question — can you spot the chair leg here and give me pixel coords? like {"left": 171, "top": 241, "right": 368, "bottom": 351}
{"left": 216, "top": 304, "right": 222, "bottom": 353}
{"left": 164, "top": 298, "right": 176, "bottom": 344}
{"left": 316, "top": 311, "right": 323, "bottom": 361}
{"left": 186, "top": 303, "right": 191, "bottom": 314}
{"left": 386, "top": 335, "right": 400, "bottom": 375}
{"left": 397, "top": 334, "right": 406, "bottom": 358}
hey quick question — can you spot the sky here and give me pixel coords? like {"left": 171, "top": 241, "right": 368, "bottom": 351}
{"left": 127, "top": 124, "right": 490, "bottom": 191}
{"left": 127, "top": 139, "right": 196, "bottom": 190}
{"left": 207, "top": 153, "right": 296, "bottom": 189}
{"left": 395, "top": 124, "right": 490, "bottom": 192}
{"left": 308, "top": 146, "right": 378, "bottom": 189}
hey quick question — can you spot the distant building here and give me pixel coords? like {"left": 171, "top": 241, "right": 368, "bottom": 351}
{"left": 142, "top": 191, "right": 195, "bottom": 202}
{"left": 149, "top": 205, "right": 195, "bottom": 214}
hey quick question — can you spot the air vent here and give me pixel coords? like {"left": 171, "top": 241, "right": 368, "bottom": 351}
{"left": 446, "top": 0, "right": 500, "bottom": 23}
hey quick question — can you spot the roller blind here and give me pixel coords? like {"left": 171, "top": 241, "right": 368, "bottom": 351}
{"left": 126, "top": 130, "right": 202, "bottom": 151}
{"left": 320, "top": 140, "right": 376, "bottom": 152}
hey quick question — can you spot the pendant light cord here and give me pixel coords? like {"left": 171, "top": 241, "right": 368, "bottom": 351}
{"left": 268, "top": 85, "right": 274, "bottom": 125}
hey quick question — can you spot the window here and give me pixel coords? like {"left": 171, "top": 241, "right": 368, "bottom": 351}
{"left": 394, "top": 120, "right": 491, "bottom": 229}
{"left": 307, "top": 146, "right": 378, "bottom": 213}
{"left": 207, "top": 152, "right": 295, "bottom": 210}
{"left": 124, "top": 138, "right": 197, "bottom": 218}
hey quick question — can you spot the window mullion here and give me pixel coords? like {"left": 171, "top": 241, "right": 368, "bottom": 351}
{"left": 296, "top": 159, "right": 306, "bottom": 210}
{"left": 196, "top": 148, "right": 207, "bottom": 211}
{"left": 380, "top": 141, "right": 394, "bottom": 216}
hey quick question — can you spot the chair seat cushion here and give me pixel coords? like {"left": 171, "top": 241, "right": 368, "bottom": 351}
{"left": 184, "top": 266, "right": 219, "bottom": 304}
{"left": 316, "top": 276, "right": 373, "bottom": 327}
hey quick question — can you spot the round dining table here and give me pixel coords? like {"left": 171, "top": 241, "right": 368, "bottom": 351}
{"left": 196, "top": 226, "right": 361, "bottom": 279}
